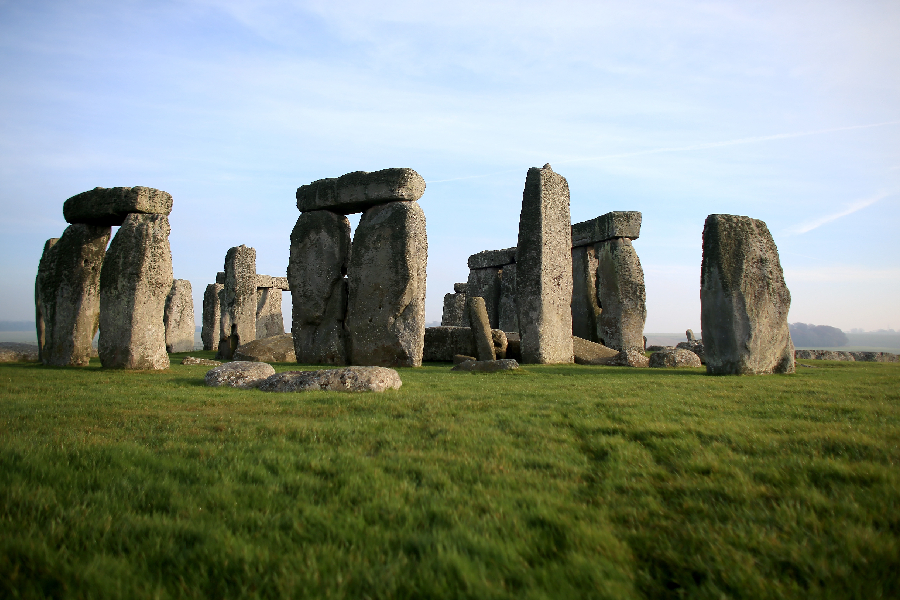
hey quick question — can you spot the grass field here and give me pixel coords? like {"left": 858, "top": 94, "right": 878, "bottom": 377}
{"left": 1, "top": 355, "right": 899, "bottom": 599}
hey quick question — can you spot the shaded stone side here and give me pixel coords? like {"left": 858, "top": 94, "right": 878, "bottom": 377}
{"left": 498, "top": 263, "right": 518, "bottom": 333}
{"left": 701, "top": 214, "right": 795, "bottom": 375}
{"left": 201, "top": 283, "right": 223, "bottom": 351}
{"left": 35, "top": 237, "right": 59, "bottom": 362}
{"left": 164, "top": 279, "right": 195, "bottom": 353}
{"left": 571, "top": 211, "right": 641, "bottom": 247}
{"left": 63, "top": 186, "right": 173, "bottom": 226}
{"left": 40, "top": 225, "right": 110, "bottom": 366}
{"left": 423, "top": 326, "right": 507, "bottom": 362}
{"left": 468, "top": 247, "right": 517, "bottom": 270}
{"left": 442, "top": 292, "right": 468, "bottom": 327}
{"left": 467, "top": 267, "right": 502, "bottom": 328}
{"left": 217, "top": 245, "right": 256, "bottom": 359}
{"left": 256, "top": 287, "right": 284, "bottom": 339}
{"left": 288, "top": 210, "right": 352, "bottom": 365}
{"left": 596, "top": 238, "right": 646, "bottom": 352}
{"left": 515, "top": 165, "right": 574, "bottom": 364}
{"left": 346, "top": 201, "right": 427, "bottom": 367}
{"left": 297, "top": 168, "right": 426, "bottom": 214}
{"left": 571, "top": 244, "right": 601, "bottom": 342}
{"left": 217, "top": 286, "right": 233, "bottom": 358}
{"left": 98, "top": 214, "right": 172, "bottom": 369}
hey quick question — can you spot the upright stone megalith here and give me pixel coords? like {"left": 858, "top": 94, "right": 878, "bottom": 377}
{"left": 288, "top": 210, "right": 352, "bottom": 365}
{"left": 346, "top": 201, "right": 427, "bottom": 367}
{"left": 515, "top": 164, "right": 573, "bottom": 364}
{"left": 99, "top": 214, "right": 172, "bottom": 369}
{"left": 596, "top": 238, "right": 646, "bottom": 352}
{"left": 164, "top": 279, "right": 195, "bottom": 353}
{"left": 570, "top": 244, "right": 600, "bottom": 342}
{"left": 39, "top": 225, "right": 110, "bottom": 366}
{"left": 35, "top": 237, "right": 59, "bottom": 362}
{"left": 256, "top": 287, "right": 284, "bottom": 339}
{"left": 700, "top": 214, "right": 794, "bottom": 375}
{"left": 217, "top": 245, "right": 256, "bottom": 359}
{"left": 201, "top": 283, "right": 223, "bottom": 351}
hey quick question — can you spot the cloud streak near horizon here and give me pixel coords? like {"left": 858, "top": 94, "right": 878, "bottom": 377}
{"left": 786, "top": 191, "right": 893, "bottom": 235}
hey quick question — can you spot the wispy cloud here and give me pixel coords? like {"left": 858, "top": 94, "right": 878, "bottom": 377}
{"left": 786, "top": 191, "right": 893, "bottom": 235}
{"left": 785, "top": 265, "right": 900, "bottom": 283}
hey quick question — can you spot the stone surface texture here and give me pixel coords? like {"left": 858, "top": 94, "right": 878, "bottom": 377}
{"left": 40, "top": 224, "right": 111, "bottom": 366}
{"left": 453, "top": 354, "right": 476, "bottom": 364}
{"left": 201, "top": 283, "right": 223, "bottom": 351}
{"left": 572, "top": 336, "right": 620, "bottom": 365}
{"left": 675, "top": 340, "right": 705, "bottom": 364}
{"left": 606, "top": 349, "right": 650, "bottom": 368}
{"left": 571, "top": 211, "right": 642, "bottom": 247}
{"left": 98, "top": 214, "right": 172, "bottom": 369}
{"left": 255, "top": 287, "right": 285, "bottom": 338}
{"left": 205, "top": 361, "right": 275, "bottom": 388}
{"left": 467, "top": 247, "right": 517, "bottom": 270}
{"left": 701, "top": 214, "right": 795, "bottom": 375}
{"left": 288, "top": 210, "right": 352, "bottom": 365}
{"left": 441, "top": 292, "right": 468, "bottom": 327}
{"left": 181, "top": 356, "right": 221, "bottom": 366}
{"left": 215, "top": 271, "right": 225, "bottom": 284}
{"left": 297, "top": 168, "right": 425, "bottom": 214}
{"left": 422, "top": 326, "right": 507, "bottom": 362}
{"left": 35, "top": 237, "right": 59, "bottom": 362}
{"left": 63, "top": 186, "right": 173, "bottom": 226}
{"left": 467, "top": 296, "right": 496, "bottom": 361}
{"left": 453, "top": 283, "right": 469, "bottom": 294}
{"left": 256, "top": 275, "right": 290, "bottom": 290}
{"left": 515, "top": 165, "right": 574, "bottom": 364}
{"left": 451, "top": 359, "right": 520, "bottom": 372}
{"left": 596, "top": 237, "right": 646, "bottom": 352}
{"left": 258, "top": 366, "right": 402, "bottom": 393}
{"left": 571, "top": 244, "right": 602, "bottom": 342}
{"left": 346, "top": 201, "right": 427, "bottom": 367}
{"left": 164, "top": 279, "right": 195, "bottom": 353}
{"left": 217, "top": 245, "right": 257, "bottom": 360}
{"left": 233, "top": 333, "right": 296, "bottom": 363}
{"left": 466, "top": 267, "right": 502, "bottom": 328}
{"left": 498, "top": 263, "right": 519, "bottom": 334}
{"left": 649, "top": 348, "right": 702, "bottom": 368}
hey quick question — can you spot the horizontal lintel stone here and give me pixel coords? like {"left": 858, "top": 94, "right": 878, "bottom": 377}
{"left": 256, "top": 275, "right": 289, "bottom": 290}
{"left": 63, "top": 187, "right": 173, "bottom": 226}
{"left": 296, "top": 168, "right": 425, "bottom": 214}
{"left": 571, "top": 211, "right": 641, "bottom": 247}
{"left": 467, "top": 247, "right": 517, "bottom": 269}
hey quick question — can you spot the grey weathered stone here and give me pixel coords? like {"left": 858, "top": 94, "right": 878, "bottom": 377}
{"left": 422, "top": 326, "right": 507, "bottom": 362}
{"left": 297, "top": 168, "right": 426, "bottom": 214}
{"left": 258, "top": 366, "right": 402, "bottom": 393}
{"left": 467, "top": 267, "right": 502, "bottom": 328}
{"left": 35, "top": 237, "right": 59, "bottom": 362}
{"left": 571, "top": 245, "right": 601, "bottom": 342}
{"left": 498, "top": 263, "right": 519, "bottom": 334}
{"left": 606, "top": 349, "right": 650, "bottom": 368}
{"left": 572, "top": 336, "right": 620, "bottom": 365}
{"left": 686, "top": 329, "right": 696, "bottom": 341}
{"left": 850, "top": 352, "right": 898, "bottom": 363}
{"left": 467, "top": 247, "right": 517, "bottom": 270}
{"left": 596, "top": 237, "right": 646, "bottom": 352}
{"left": 181, "top": 356, "right": 221, "bottom": 366}
{"left": 98, "top": 214, "right": 172, "bottom": 369}
{"left": 346, "top": 200, "right": 427, "bottom": 367}
{"left": 164, "top": 279, "right": 195, "bottom": 353}
{"left": 649, "top": 349, "right": 702, "bottom": 368}
{"left": 205, "top": 361, "right": 275, "bottom": 388}
{"left": 233, "top": 333, "right": 296, "bottom": 363}
{"left": 217, "top": 245, "right": 257, "bottom": 360}
{"left": 201, "top": 283, "right": 223, "bottom": 351}
{"left": 441, "top": 292, "right": 468, "bottom": 327}
{"left": 215, "top": 271, "right": 225, "bottom": 284}
{"left": 505, "top": 332, "right": 521, "bottom": 362}
{"left": 0, "top": 343, "right": 40, "bottom": 363}
{"left": 453, "top": 282, "right": 469, "bottom": 294}
{"left": 255, "top": 287, "right": 284, "bottom": 339}
{"left": 468, "top": 296, "right": 496, "bottom": 361}
{"left": 40, "top": 224, "right": 111, "bottom": 366}
{"left": 701, "top": 214, "right": 795, "bottom": 375}
{"left": 451, "top": 358, "right": 519, "bottom": 372}
{"left": 63, "top": 186, "right": 173, "bottom": 226}
{"left": 453, "top": 354, "right": 476, "bottom": 364}
{"left": 571, "top": 211, "right": 641, "bottom": 247}
{"left": 256, "top": 275, "right": 290, "bottom": 290}
{"left": 217, "top": 286, "right": 233, "bottom": 359}
{"left": 515, "top": 164, "right": 574, "bottom": 364}
{"left": 288, "top": 210, "right": 351, "bottom": 365}
{"left": 646, "top": 345, "right": 674, "bottom": 352}
{"left": 675, "top": 340, "right": 705, "bottom": 364}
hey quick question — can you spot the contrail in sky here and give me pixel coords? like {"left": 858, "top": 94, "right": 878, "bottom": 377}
{"left": 786, "top": 191, "right": 893, "bottom": 235}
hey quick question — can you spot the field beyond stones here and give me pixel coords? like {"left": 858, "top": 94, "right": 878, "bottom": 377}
{"left": 1, "top": 356, "right": 898, "bottom": 599}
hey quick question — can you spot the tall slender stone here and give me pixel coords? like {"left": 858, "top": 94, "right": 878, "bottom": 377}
{"left": 164, "top": 279, "right": 195, "bottom": 353}
{"left": 201, "top": 283, "right": 223, "bottom": 351}
{"left": 217, "top": 245, "right": 256, "bottom": 359}
{"left": 515, "top": 165, "right": 573, "bottom": 364}
{"left": 40, "top": 225, "right": 110, "bottom": 366}
{"left": 256, "top": 287, "right": 285, "bottom": 339}
{"left": 288, "top": 210, "right": 352, "bottom": 365}
{"left": 98, "top": 214, "right": 172, "bottom": 369}
{"left": 701, "top": 214, "right": 794, "bottom": 375}
{"left": 467, "top": 296, "right": 496, "bottom": 361}
{"left": 571, "top": 244, "right": 601, "bottom": 342}
{"left": 35, "top": 238, "right": 59, "bottom": 362}
{"left": 596, "top": 238, "right": 646, "bottom": 352}
{"left": 346, "top": 201, "right": 427, "bottom": 367}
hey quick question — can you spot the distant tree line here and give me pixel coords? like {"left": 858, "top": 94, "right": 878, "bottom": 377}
{"left": 789, "top": 323, "right": 849, "bottom": 347}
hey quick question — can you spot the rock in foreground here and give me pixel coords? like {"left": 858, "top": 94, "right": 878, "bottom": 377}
{"left": 451, "top": 359, "right": 520, "bottom": 372}
{"left": 259, "top": 367, "right": 402, "bottom": 393}
{"left": 233, "top": 334, "right": 296, "bottom": 363}
{"left": 649, "top": 349, "right": 702, "bottom": 368}
{"left": 182, "top": 356, "right": 222, "bottom": 366}
{"left": 572, "top": 336, "right": 620, "bottom": 365}
{"left": 205, "top": 361, "right": 275, "bottom": 388}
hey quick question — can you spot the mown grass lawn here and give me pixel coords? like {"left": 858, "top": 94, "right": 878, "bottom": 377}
{"left": 1, "top": 355, "right": 898, "bottom": 599}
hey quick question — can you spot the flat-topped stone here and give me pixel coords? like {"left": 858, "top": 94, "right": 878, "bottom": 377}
{"left": 297, "top": 168, "right": 426, "bottom": 214}
{"left": 258, "top": 367, "right": 402, "bottom": 393}
{"left": 467, "top": 247, "right": 517, "bottom": 269}
{"left": 256, "top": 275, "right": 289, "bottom": 290}
{"left": 63, "top": 187, "right": 173, "bottom": 226}
{"left": 571, "top": 211, "right": 641, "bottom": 247}
{"left": 205, "top": 361, "right": 275, "bottom": 389}
{"left": 451, "top": 358, "right": 519, "bottom": 372}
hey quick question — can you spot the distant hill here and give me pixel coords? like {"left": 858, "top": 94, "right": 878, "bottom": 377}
{"left": 0, "top": 321, "right": 34, "bottom": 332}
{"left": 789, "top": 323, "right": 848, "bottom": 347}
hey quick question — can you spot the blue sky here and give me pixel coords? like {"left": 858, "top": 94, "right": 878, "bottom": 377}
{"left": 1, "top": 0, "right": 898, "bottom": 332}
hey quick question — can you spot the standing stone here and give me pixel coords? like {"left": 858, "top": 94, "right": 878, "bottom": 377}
{"left": 40, "top": 225, "right": 110, "bottom": 366}
{"left": 701, "top": 214, "right": 795, "bottom": 375}
{"left": 571, "top": 244, "right": 601, "bottom": 342}
{"left": 288, "top": 210, "right": 352, "bottom": 365}
{"left": 201, "top": 283, "right": 223, "bottom": 351}
{"left": 497, "top": 263, "right": 519, "bottom": 333}
{"left": 442, "top": 291, "right": 468, "bottom": 327}
{"left": 466, "top": 267, "right": 502, "bottom": 328}
{"left": 35, "top": 238, "right": 59, "bottom": 362}
{"left": 515, "top": 164, "right": 574, "bottom": 364}
{"left": 217, "top": 245, "right": 256, "bottom": 360}
{"left": 346, "top": 201, "right": 427, "bottom": 367}
{"left": 467, "top": 296, "right": 496, "bottom": 361}
{"left": 98, "top": 214, "right": 172, "bottom": 369}
{"left": 596, "top": 237, "right": 646, "bottom": 352}
{"left": 164, "top": 279, "right": 195, "bottom": 353}
{"left": 686, "top": 329, "right": 696, "bottom": 341}
{"left": 256, "top": 287, "right": 284, "bottom": 338}
{"left": 217, "top": 286, "right": 233, "bottom": 359}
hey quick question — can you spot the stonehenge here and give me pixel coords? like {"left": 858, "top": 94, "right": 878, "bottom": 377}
{"left": 164, "top": 279, "right": 195, "bottom": 353}
{"left": 201, "top": 283, "right": 223, "bottom": 351}
{"left": 34, "top": 238, "right": 58, "bottom": 362}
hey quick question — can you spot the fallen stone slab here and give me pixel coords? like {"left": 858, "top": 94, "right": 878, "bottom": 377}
{"left": 649, "top": 348, "right": 702, "bottom": 368}
{"left": 451, "top": 359, "right": 520, "bottom": 372}
{"left": 423, "top": 326, "right": 507, "bottom": 362}
{"left": 63, "top": 186, "right": 173, "bottom": 226}
{"left": 297, "top": 168, "right": 426, "bottom": 214}
{"left": 572, "top": 336, "right": 620, "bottom": 365}
{"left": 0, "top": 343, "right": 40, "bottom": 363}
{"left": 258, "top": 366, "right": 402, "bottom": 393}
{"left": 205, "top": 361, "right": 275, "bottom": 388}
{"left": 181, "top": 356, "right": 222, "bottom": 366}
{"left": 606, "top": 349, "right": 650, "bottom": 368}
{"left": 571, "top": 211, "right": 642, "bottom": 247}
{"left": 453, "top": 354, "right": 476, "bottom": 364}
{"left": 233, "top": 333, "right": 296, "bottom": 363}
{"left": 467, "top": 247, "right": 517, "bottom": 270}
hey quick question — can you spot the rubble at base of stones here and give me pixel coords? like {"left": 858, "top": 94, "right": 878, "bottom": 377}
{"left": 258, "top": 367, "right": 402, "bottom": 393}
{"left": 606, "top": 349, "right": 650, "bottom": 368}
{"left": 205, "top": 361, "right": 276, "bottom": 388}
{"left": 572, "top": 336, "right": 620, "bottom": 365}
{"left": 675, "top": 340, "right": 705, "bottom": 364}
{"left": 451, "top": 359, "right": 520, "bottom": 372}
{"left": 794, "top": 349, "right": 897, "bottom": 362}
{"left": 649, "top": 348, "right": 702, "bottom": 368}
{"left": 181, "top": 356, "right": 222, "bottom": 366}
{"left": 232, "top": 334, "right": 296, "bottom": 363}
{"left": 0, "top": 343, "right": 40, "bottom": 363}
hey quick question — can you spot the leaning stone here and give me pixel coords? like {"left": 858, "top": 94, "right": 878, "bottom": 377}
{"left": 572, "top": 336, "right": 620, "bottom": 365}
{"left": 288, "top": 210, "right": 351, "bottom": 365}
{"left": 467, "top": 247, "right": 517, "bottom": 270}
{"left": 675, "top": 340, "right": 705, "bottom": 364}
{"left": 596, "top": 237, "right": 646, "bottom": 352}
{"left": 468, "top": 296, "right": 496, "bottom": 361}
{"left": 701, "top": 214, "right": 795, "bottom": 375}
{"left": 441, "top": 292, "right": 468, "bottom": 327}
{"left": 201, "top": 283, "right": 223, "bottom": 351}
{"left": 453, "top": 354, "right": 476, "bottom": 364}
{"left": 649, "top": 349, "right": 702, "bottom": 368}
{"left": 40, "top": 224, "right": 111, "bottom": 366}
{"left": 571, "top": 245, "right": 601, "bottom": 342}
{"left": 63, "top": 186, "right": 173, "bottom": 226}
{"left": 255, "top": 287, "right": 284, "bottom": 339}
{"left": 35, "top": 237, "right": 59, "bottom": 362}
{"left": 233, "top": 333, "right": 296, "bottom": 363}
{"left": 217, "top": 245, "right": 257, "bottom": 360}
{"left": 515, "top": 164, "right": 574, "bottom": 364}
{"left": 98, "top": 214, "right": 172, "bottom": 370}
{"left": 467, "top": 267, "right": 502, "bottom": 328}
{"left": 256, "top": 275, "right": 290, "bottom": 290}
{"left": 606, "top": 349, "right": 650, "bottom": 368}
{"left": 297, "top": 168, "right": 426, "bottom": 214}
{"left": 181, "top": 356, "right": 221, "bottom": 366}
{"left": 205, "top": 361, "right": 275, "bottom": 388}
{"left": 259, "top": 366, "right": 402, "bottom": 393}
{"left": 497, "top": 263, "right": 519, "bottom": 334}
{"left": 164, "top": 279, "right": 195, "bottom": 353}
{"left": 451, "top": 359, "right": 520, "bottom": 372}
{"left": 423, "top": 326, "right": 507, "bottom": 362}
{"left": 0, "top": 343, "right": 40, "bottom": 363}
{"left": 571, "top": 211, "right": 641, "bottom": 247}
{"left": 346, "top": 201, "right": 427, "bottom": 367}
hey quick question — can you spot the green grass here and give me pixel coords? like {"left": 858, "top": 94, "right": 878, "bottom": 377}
{"left": 1, "top": 355, "right": 899, "bottom": 599}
